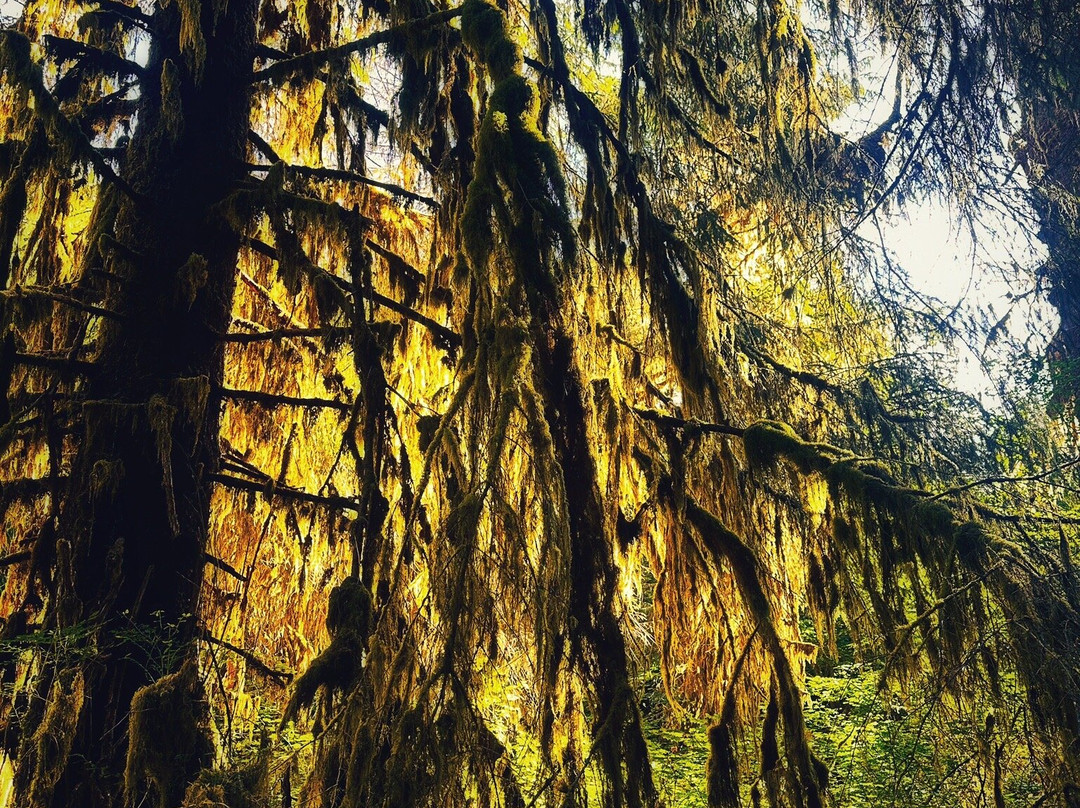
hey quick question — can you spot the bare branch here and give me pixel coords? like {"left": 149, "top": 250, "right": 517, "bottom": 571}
{"left": 199, "top": 629, "right": 293, "bottom": 684}
{"left": 219, "top": 386, "right": 352, "bottom": 412}
{"left": 247, "top": 162, "right": 438, "bottom": 208}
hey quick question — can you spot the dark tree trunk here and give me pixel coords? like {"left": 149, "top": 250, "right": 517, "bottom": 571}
{"left": 11, "top": 1, "right": 259, "bottom": 805}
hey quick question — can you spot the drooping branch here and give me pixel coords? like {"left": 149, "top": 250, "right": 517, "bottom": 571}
{"left": 208, "top": 472, "right": 358, "bottom": 511}
{"left": 199, "top": 630, "right": 293, "bottom": 684}
{"left": 249, "top": 7, "right": 464, "bottom": 85}
{"left": 218, "top": 326, "right": 348, "bottom": 343}
{"left": 43, "top": 34, "right": 147, "bottom": 82}
{"left": 0, "top": 31, "right": 141, "bottom": 201}
{"left": 241, "top": 236, "right": 461, "bottom": 350}
{"left": 218, "top": 386, "right": 352, "bottom": 413}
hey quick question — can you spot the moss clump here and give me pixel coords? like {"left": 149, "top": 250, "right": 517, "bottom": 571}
{"left": 910, "top": 499, "right": 954, "bottom": 538}
{"left": 160, "top": 59, "right": 185, "bottom": 143}
{"left": 954, "top": 521, "right": 991, "bottom": 569}
{"left": 25, "top": 669, "right": 84, "bottom": 805}
{"left": 181, "top": 753, "right": 268, "bottom": 808}
{"left": 282, "top": 578, "right": 370, "bottom": 725}
{"left": 417, "top": 413, "right": 441, "bottom": 452}
{"left": 0, "top": 31, "right": 34, "bottom": 86}
{"left": 706, "top": 722, "right": 739, "bottom": 807}
{"left": 176, "top": 253, "right": 208, "bottom": 309}
{"left": 743, "top": 420, "right": 826, "bottom": 474}
{"left": 90, "top": 458, "right": 124, "bottom": 501}
{"left": 458, "top": 0, "right": 575, "bottom": 284}
{"left": 326, "top": 576, "right": 371, "bottom": 636}
{"left": 125, "top": 660, "right": 213, "bottom": 808}
{"left": 460, "top": 0, "right": 521, "bottom": 82}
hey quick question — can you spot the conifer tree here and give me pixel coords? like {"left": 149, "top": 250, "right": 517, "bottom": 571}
{"left": 0, "top": 0, "right": 1079, "bottom": 806}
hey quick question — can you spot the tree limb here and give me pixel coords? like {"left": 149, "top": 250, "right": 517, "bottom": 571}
{"left": 247, "top": 162, "right": 438, "bottom": 208}
{"left": 199, "top": 629, "right": 293, "bottom": 684}
{"left": 219, "top": 386, "right": 351, "bottom": 412}
{"left": 208, "top": 471, "right": 358, "bottom": 511}
{"left": 250, "top": 7, "right": 464, "bottom": 84}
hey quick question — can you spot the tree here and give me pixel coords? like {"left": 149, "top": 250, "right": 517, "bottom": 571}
{"left": 0, "top": 0, "right": 1078, "bottom": 807}
{"left": 0, "top": 0, "right": 257, "bottom": 804}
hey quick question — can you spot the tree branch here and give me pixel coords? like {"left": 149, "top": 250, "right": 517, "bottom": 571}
{"left": 208, "top": 472, "right": 358, "bottom": 511}
{"left": 250, "top": 7, "right": 464, "bottom": 84}
{"left": 199, "top": 629, "right": 293, "bottom": 684}
{"left": 0, "top": 31, "right": 141, "bottom": 201}
{"left": 218, "top": 326, "right": 349, "bottom": 344}
{"left": 219, "top": 386, "right": 351, "bottom": 412}
{"left": 930, "top": 456, "right": 1080, "bottom": 501}
{"left": 241, "top": 237, "right": 461, "bottom": 350}
{"left": 1, "top": 286, "right": 123, "bottom": 321}
{"left": 632, "top": 407, "right": 743, "bottom": 437}
{"left": 247, "top": 162, "right": 438, "bottom": 208}
{"left": 203, "top": 552, "right": 248, "bottom": 582}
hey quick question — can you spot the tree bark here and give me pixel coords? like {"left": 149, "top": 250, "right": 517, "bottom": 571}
{"left": 10, "top": 1, "right": 258, "bottom": 805}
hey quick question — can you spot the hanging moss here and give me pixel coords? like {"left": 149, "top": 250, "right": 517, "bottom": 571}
{"left": 172, "top": 0, "right": 207, "bottom": 81}
{"left": 161, "top": 60, "right": 185, "bottom": 143}
{"left": 23, "top": 669, "right": 84, "bottom": 805}
{"left": 459, "top": 0, "right": 521, "bottom": 82}
{"left": 148, "top": 394, "right": 181, "bottom": 537}
{"left": 760, "top": 688, "right": 779, "bottom": 774}
{"left": 707, "top": 723, "right": 739, "bottom": 808}
{"left": 459, "top": 0, "right": 575, "bottom": 284}
{"left": 908, "top": 498, "right": 954, "bottom": 538}
{"left": 177, "top": 253, "right": 208, "bottom": 309}
{"left": 182, "top": 753, "right": 269, "bottom": 808}
{"left": 89, "top": 458, "right": 124, "bottom": 501}
{"left": 282, "top": 578, "right": 370, "bottom": 726}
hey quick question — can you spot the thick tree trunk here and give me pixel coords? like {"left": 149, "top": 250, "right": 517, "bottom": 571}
{"left": 11, "top": 1, "right": 258, "bottom": 805}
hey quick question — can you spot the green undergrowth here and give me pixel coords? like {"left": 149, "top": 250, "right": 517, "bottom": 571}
{"left": 201, "top": 634, "right": 1041, "bottom": 808}
{"left": 635, "top": 662, "right": 1042, "bottom": 808}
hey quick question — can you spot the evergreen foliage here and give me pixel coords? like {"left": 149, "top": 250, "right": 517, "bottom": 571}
{"left": 0, "top": 0, "right": 1078, "bottom": 806}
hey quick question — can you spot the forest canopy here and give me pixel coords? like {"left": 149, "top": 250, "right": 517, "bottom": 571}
{"left": 0, "top": 0, "right": 1079, "bottom": 806}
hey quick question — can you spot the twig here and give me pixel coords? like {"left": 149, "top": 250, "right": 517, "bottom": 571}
{"left": 930, "top": 456, "right": 1080, "bottom": 501}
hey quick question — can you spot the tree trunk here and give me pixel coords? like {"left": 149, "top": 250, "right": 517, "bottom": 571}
{"left": 11, "top": 1, "right": 258, "bottom": 805}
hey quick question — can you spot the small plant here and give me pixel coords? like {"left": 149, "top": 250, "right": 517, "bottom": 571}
{"left": 113, "top": 610, "right": 193, "bottom": 681}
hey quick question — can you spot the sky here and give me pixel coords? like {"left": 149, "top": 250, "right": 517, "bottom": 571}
{"left": 830, "top": 48, "right": 1053, "bottom": 400}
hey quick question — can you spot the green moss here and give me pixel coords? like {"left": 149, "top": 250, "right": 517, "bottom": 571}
{"left": 326, "top": 577, "right": 371, "bottom": 637}
{"left": 953, "top": 521, "right": 990, "bottom": 568}
{"left": 910, "top": 499, "right": 954, "bottom": 537}
{"left": 160, "top": 59, "right": 185, "bottom": 143}
{"left": 458, "top": 0, "right": 575, "bottom": 282}
{"left": 281, "top": 579, "right": 370, "bottom": 726}
{"left": 743, "top": 420, "right": 825, "bottom": 474}
{"left": 460, "top": 0, "right": 521, "bottom": 82}
{"left": 706, "top": 723, "right": 739, "bottom": 808}
{"left": 125, "top": 660, "right": 214, "bottom": 808}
